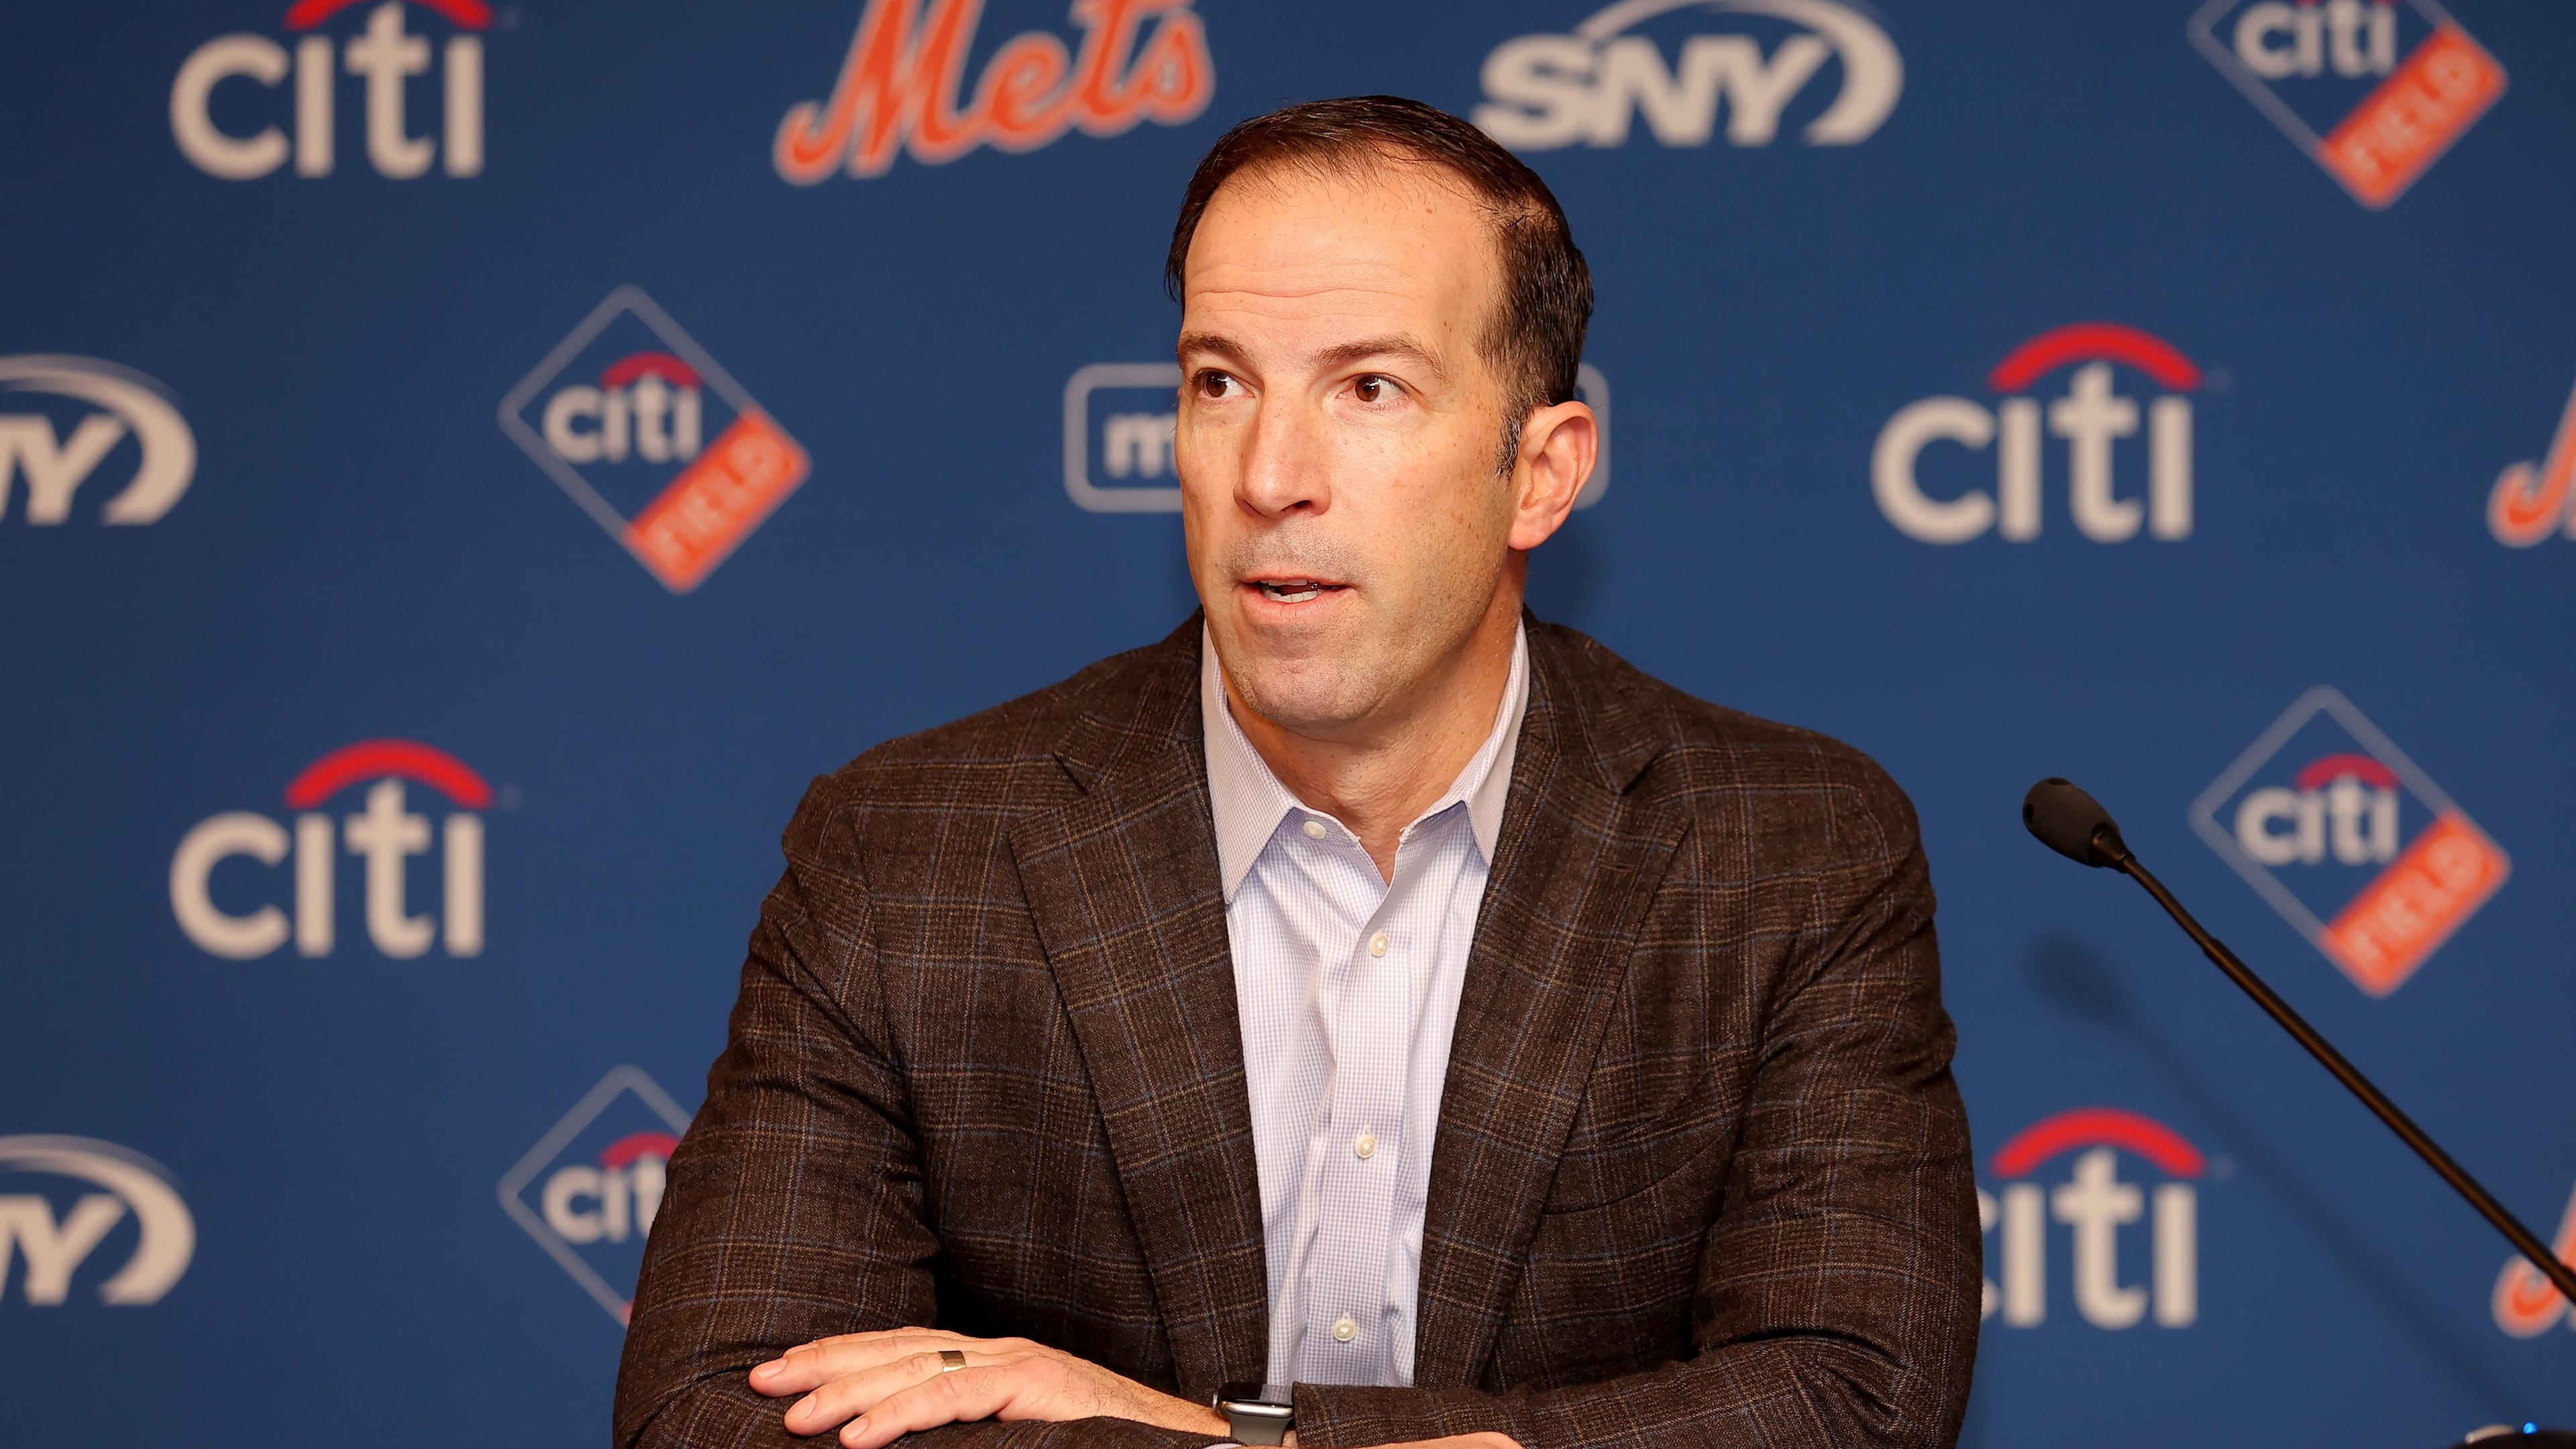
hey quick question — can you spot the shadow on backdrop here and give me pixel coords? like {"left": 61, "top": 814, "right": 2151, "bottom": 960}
{"left": 2021, "top": 930, "right": 2522, "bottom": 1411}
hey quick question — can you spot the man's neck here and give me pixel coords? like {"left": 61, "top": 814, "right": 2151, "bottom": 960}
{"left": 1222, "top": 592, "right": 1522, "bottom": 881}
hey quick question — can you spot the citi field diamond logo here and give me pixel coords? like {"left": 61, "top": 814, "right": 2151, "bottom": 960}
{"left": 499, "top": 286, "right": 810, "bottom": 593}
{"left": 2188, "top": 0, "right": 2506, "bottom": 209}
{"left": 2191, "top": 688, "right": 2508, "bottom": 997}
{"left": 497, "top": 1065, "right": 691, "bottom": 1324}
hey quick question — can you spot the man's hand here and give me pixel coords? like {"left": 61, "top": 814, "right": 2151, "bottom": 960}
{"left": 747, "top": 1330, "right": 1522, "bottom": 1449}
{"left": 751, "top": 1329, "right": 1225, "bottom": 1448}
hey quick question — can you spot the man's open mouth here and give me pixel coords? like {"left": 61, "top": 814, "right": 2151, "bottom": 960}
{"left": 1252, "top": 579, "right": 1346, "bottom": 603}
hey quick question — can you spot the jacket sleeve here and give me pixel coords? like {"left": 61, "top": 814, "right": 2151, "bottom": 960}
{"left": 1291, "top": 761, "right": 1982, "bottom": 1449}
{"left": 612, "top": 773, "right": 1232, "bottom": 1449}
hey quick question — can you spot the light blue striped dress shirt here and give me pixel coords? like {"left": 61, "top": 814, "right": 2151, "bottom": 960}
{"left": 1198, "top": 625, "right": 1529, "bottom": 1389}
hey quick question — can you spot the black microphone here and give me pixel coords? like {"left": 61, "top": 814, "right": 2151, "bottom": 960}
{"left": 2021, "top": 777, "right": 2576, "bottom": 1307}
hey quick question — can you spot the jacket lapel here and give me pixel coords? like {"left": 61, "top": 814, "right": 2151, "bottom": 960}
{"left": 1411, "top": 625, "right": 1684, "bottom": 1389}
{"left": 1006, "top": 624, "right": 1270, "bottom": 1399}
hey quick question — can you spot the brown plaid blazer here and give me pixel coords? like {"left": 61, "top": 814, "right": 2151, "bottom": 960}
{"left": 616, "top": 616, "right": 1980, "bottom": 1448}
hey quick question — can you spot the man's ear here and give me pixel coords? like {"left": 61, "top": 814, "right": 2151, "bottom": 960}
{"left": 1507, "top": 398, "right": 1597, "bottom": 551}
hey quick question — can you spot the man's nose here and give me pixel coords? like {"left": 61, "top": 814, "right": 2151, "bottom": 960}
{"left": 1236, "top": 396, "right": 1328, "bottom": 519}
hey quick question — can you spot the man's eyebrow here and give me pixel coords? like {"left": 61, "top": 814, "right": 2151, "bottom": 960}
{"left": 1312, "top": 335, "right": 1448, "bottom": 383}
{"left": 1175, "top": 331, "right": 1253, "bottom": 370}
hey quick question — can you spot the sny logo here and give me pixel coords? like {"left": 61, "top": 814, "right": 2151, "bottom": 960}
{"left": 173, "top": 0, "right": 490, "bottom": 180}
{"left": 1980, "top": 1109, "right": 2204, "bottom": 1330}
{"left": 2493, "top": 1175, "right": 2576, "bottom": 1338}
{"left": 2192, "top": 688, "right": 2508, "bottom": 997}
{"left": 1063, "top": 362, "right": 1614, "bottom": 513}
{"left": 2487, "top": 373, "right": 2576, "bottom": 547}
{"left": 2188, "top": 0, "right": 2505, "bottom": 209}
{"left": 0, "top": 1136, "right": 195, "bottom": 1307}
{"left": 170, "top": 739, "right": 491, "bottom": 960}
{"left": 500, "top": 286, "right": 810, "bottom": 593}
{"left": 775, "top": 0, "right": 1214, "bottom": 182}
{"left": 1474, "top": 0, "right": 1899, "bottom": 152}
{"left": 0, "top": 357, "right": 195, "bottom": 525}
{"left": 1874, "top": 323, "right": 2202, "bottom": 545}
{"left": 498, "top": 1067, "right": 692, "bottom": 1324}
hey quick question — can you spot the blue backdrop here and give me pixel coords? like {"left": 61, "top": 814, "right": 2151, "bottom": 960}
{"left": 4, "top": 1, "right": 2571, "bottom": 1443}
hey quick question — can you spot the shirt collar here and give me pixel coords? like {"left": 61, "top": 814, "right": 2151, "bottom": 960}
{"left": 1201, "top": 621, "right": 1529, "bottom": 902}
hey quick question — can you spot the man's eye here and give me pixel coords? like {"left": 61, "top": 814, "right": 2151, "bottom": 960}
{"left": 1352, "top": 374, "right": 1399, "bottom": 404}
{"left": 1195, "top": 371, "right": 1238, "bottom": 399}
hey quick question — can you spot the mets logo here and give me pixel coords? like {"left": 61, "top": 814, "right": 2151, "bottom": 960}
{"left": 2191, "top": 688, "right": 2508, "bottom": 997}
{"left": 1980, "top": 1109, "right": 2206, "bottom": 1330}
{"left": 498, "top": 1066, "right": 692, "bottom": 1324}
{"left": 2487, "top": 372, "right": 2576, "bottom": 547}
{"left": 2188, "top": 0, "right": 2506, "bottom": 208}
{"left": 499, "top": 286, "right": 810, "bottom": 593}
{"left": 1874, "top": 324, "right": 2202, "bottom": 545}
{"left": 2493, "top": 1176, "right": 2576, "bottom": 1338}
{"left": 774, "top": 0, "right": 1215, "bottom": 182}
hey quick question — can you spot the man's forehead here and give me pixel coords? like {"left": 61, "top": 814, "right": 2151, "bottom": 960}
{"left": 1182, "top": 163, "right": 1495, "bottom": 332}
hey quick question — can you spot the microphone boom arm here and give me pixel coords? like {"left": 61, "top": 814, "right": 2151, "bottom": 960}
{"left": 2097, "top": 830, "right": 2576, "bottom": 1307}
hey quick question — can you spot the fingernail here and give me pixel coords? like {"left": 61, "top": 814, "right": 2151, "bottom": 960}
{"left": 843, "top": 1417, "right": 871, "bottom": 1446}
{"left": 789, "top": 1395, "right": 813, "bottom": 1421}
{"left": 753, "top": 1361, "right": 780, "bottom": 1379}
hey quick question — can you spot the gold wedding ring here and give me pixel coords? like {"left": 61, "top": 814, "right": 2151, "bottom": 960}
{"left": 938, "top": 1349, "right": 967, "bottom": 1373}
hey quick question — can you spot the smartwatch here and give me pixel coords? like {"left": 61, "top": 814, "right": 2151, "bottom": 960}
{"left": 1214, "top": 1381, "right": 1295, "bottom": 1446}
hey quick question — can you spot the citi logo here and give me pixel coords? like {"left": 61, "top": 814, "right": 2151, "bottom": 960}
{"left": 170, "top": 739, "right": 490, "bottom": 960}
{"left": 2493, "top": 1175, "right": 2576, "bottom": 1338}
{"left": 174, "top": 0, "right": 488, "bottom": 180}
{"left": 539, "top": 353, "right": 704, "bottom": 468}
{"left": 1874, "top": 324, "right": 2201, "bottom": 545}
{"left": 2192, "top": 688, "right": 2508, "bottom": 997}
{"left": 1062, "top": 362, "right": 1613, "bottom": 513}
{"left": 774, "top": 0, "right": 1215, "bottom": 183}
{"left": 2487, "top": 373, "right": 2575, "bottom": 547}
{"left": 1980, "top": 1109, "right": 2204, "bottom": 1331}
{"left": 2189, "top": 0, "right": 2506, "bottom": 209}
{"left": 2229, "top": 753, "right": 2401, "bottom": 868}
{"left": 1473, "top": 0, "right": 1899, "bottom": 152}
{"left": 0, "top": 357, "right": 195, "bottom": 525}
{"left": 0, "top": 1136, "right": 195, "bottom": 1307}
{"left": 536, "top": 1132, "right": 675, "bottom": 1249}
{"left": 499, "top": 1066, "right": 693, "bottom": 1324}
{"left": 2228, "top": 0, "right": 2400, "bottom": 80}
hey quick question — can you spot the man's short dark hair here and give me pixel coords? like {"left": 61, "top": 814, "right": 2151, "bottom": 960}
{"left": 1165, "top": 95, "right": 1594, "bottom": 470}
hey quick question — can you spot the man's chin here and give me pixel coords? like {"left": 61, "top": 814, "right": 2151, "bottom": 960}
{"left": 1218, "top": 652, "right": 1376, "bottom": 738}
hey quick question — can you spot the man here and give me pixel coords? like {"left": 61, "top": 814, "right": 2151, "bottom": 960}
{"left": 617, "top": 97, "right": 1979, "bottom": 1449}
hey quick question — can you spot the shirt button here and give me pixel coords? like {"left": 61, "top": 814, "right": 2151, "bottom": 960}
{"left": 1368, "top": 932, "right": 1390, "bottom": 957}
{"left": 1354, "top": 1131, "right": 1377, "bottom": 1160}
{"left": 1332, "top": 1314, "right": 1358, "bottom": 1343}
{"left": 1301, "top": 819, "right": 1328, "bottom": 840}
